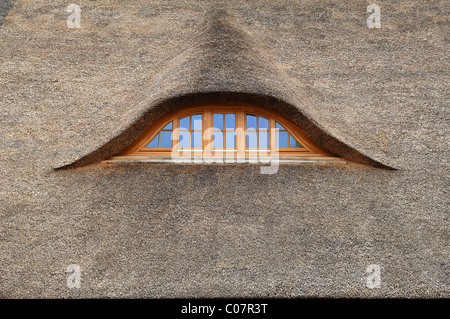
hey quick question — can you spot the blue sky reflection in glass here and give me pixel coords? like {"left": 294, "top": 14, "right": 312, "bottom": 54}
{"left": 213, "top": 113, "right": 236, "bottom": 150}
{"left": 246, "top": 114, "right": 269, "bottom": 150}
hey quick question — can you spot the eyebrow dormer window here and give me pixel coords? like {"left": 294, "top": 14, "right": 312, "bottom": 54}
{"left": 107, "top": 105, "right": 343, "bottom": 164}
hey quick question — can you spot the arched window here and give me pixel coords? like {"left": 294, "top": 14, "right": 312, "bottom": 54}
{"left": 107, "top": 105, "right": 343, "bottom": 163}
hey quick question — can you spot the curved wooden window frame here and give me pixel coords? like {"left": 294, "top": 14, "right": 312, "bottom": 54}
{"left": 107, "top": 105, "right": 344, "bottom": 163}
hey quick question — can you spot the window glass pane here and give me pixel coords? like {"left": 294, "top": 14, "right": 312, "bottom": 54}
{"left": 179, "top": 131, "right": 190, "bottom": 148}
{"left": 225, "top": 131, "right": 236, "bottom": 148}
{"left": 276, "top": 131, "right": 288, "bottom": 148}
{"left": 162, "top": 122, "right": 172, "bottom": 130}
{"left": 259, "top": 131, "right": 269, "bottom": 148}
{"left": 146, "top": 133, "right": 159, "bottom": 148}
{"left": 259, "top": 117, "right": 269, "bottom": 130}
{"left": 275, "top": 122, "right": 285, "bottom": 130}
{"left": 160, "top": 131, "right": 172, "bottom": 147}
{"left": 192, "top": 114, "right": 202, "bottom": 130}
{"left": 246, "top": 115, "right": 257, "bottom": 130}
{"left": 213, "top": 113, "right": 223, "bottom": 130}
{"left": 192, "top": 131, "right": 202, "bottom": 148}
{"left": 246, "top": 131, "right": 257, "bottom": 148}
{"left": 225, "top": 114, "right": 236, "bottom": 130}
{"left": 179, "top": 116, "right": 190, "bottom": 130}
{"left": 289, "top": 134, "right": 303, "bottom": 148}
{"left": 213, "top": 131, "right": 223, "bottom": 149}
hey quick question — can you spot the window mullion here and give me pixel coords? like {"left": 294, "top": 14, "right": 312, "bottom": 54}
{"left": 173, "top": 117, "right": 179, "bottom": 154}
{"left": 189, "top": 116, "right": 192, "bottom": 149}
{"left": 237, "top": 111, "right": 245, "bottom": 156}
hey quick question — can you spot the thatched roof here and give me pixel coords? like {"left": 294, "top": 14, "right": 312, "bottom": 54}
{"left": 0, "top": 1, "right": 448, "bottom": 298}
